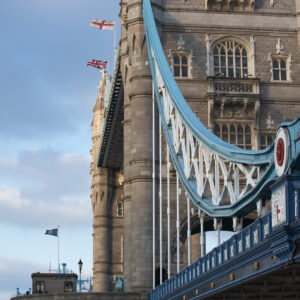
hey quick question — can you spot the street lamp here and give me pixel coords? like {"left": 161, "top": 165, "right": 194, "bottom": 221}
{"left": 78, "top": 259, "right": 83, "bottom": 292}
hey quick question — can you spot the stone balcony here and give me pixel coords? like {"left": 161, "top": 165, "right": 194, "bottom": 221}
{"left": 206, "top": 0, "right": 255, "bottom": 11}
{"left": 206, "top": 77, "right": 261, "bottom": 132}
{"left": 207, "top": 77, "right": 260, "bottom": 96}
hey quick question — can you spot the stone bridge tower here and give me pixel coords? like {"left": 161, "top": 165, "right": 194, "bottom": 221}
{"left": 91, "top": 0, "right": 300, "bottom": 294}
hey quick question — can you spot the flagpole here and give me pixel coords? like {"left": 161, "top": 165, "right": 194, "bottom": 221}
{"left": 107, "top": 60, "right": 110, "bottom": 77}
{"left": 58, "top": 225, "right": 60, "bottom": 273}
{"left": 113, "top": 21, "right": 116, "bottom": 49}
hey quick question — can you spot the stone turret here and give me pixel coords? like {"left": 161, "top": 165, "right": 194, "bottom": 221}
{"left": 91, "top": 71, "right": 113, "bottom": 292}
{"left": 119, "top": 0, "right": 156, "bottom": 292}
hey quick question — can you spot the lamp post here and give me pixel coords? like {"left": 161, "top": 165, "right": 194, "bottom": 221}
{"left": 78, "top": 259, "right": 83, "bottom": 292}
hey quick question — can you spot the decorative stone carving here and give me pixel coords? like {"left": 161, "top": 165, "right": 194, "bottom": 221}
{"left": 266, "top": 114, "right": 275, "bottom": 130}
{"left": 120, "top": 5, "right": 128, "bottom": 28}
{"left": 116, "top": 172, "right": 124, "bottom": 186}
{"left": 206, "top": 0, "right": 255, "bottom": 11}
{"left": 214, "top": 81, "right": 253, "bottom": 93}
{"left": 276, "top": 38, "right": 284, "bottom": 54}
{"left": 205, "top": 34, "right": 212, "bottom": 76}
{"left": 177, "top": 34, "right": 185, "bottom": 50}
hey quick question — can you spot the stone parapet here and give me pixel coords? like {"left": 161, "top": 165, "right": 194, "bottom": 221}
{"left": 11, "top": 292, "right": 149, "bottom": 300}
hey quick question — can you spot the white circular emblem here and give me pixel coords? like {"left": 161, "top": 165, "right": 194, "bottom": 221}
{"left": 274, "top": 127, "right": 290, "bottom": 177}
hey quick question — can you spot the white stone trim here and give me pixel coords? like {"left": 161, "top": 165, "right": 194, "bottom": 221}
{"left": 268, "top": 53, "right": 292, "bottom": 83}
{"left": 168, "top": 49, "right": 193, "bottom": 79}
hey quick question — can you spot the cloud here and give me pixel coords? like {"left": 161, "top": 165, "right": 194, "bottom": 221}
{"left": 0, "top": 257, "right": 46, "bottom": 298}
{"left": 0, "top": 0, "right": 108, "bottom": 143}
{"left": 0, "top": 186, "right": 31, "bottom": 209}
{"left": 0, "top": 149, "right": 92, "bottom": 227}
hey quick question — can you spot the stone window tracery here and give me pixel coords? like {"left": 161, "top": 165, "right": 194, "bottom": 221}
{"left": 214, "top": 122, "right": 252, "bottom": 149}
{"left": 269, "top": 53, "right": 291, "bottom": 82}
{"left": 213, "top": 40, "right": 248, "bottom": 78}
{"left": 172, "top": 53, "right": 189, "bottom": 78}
{"left": 272, "top": 57, "right": 287, "bottom": 81}
{"left": 260, "top": 133, "right": 275, "bottom": 149}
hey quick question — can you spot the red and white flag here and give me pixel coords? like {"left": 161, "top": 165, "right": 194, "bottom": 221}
{"left": 90, "top": 19, "right": 115, "bottom": 30}
{"left": 87, "top": 59, "right": 108, "bottom": 69}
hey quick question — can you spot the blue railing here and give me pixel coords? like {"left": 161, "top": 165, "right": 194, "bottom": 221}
{"left": 150, "top": 212, "right": 272, "bottom": 300}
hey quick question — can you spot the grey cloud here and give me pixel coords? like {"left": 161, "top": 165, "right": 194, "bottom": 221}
{"left": 0, "top": 257, "right": 46, "bottom": 297}
{"left": 0, "top": 149, "right": 92, "bottom": 227}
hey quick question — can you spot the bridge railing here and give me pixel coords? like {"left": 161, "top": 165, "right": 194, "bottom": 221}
{"left": 150, "top": 212, "right": 272, "bottom": 300}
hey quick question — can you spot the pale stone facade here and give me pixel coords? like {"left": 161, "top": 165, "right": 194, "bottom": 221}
{"left": 91, "top": 0, "right": 300, "bottom": 294}
{"left": 91, "top": 70, "right": 124, "bottom": 292}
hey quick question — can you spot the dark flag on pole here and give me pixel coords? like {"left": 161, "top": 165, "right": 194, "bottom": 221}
{"left": 45, "top": 228, "right": 58, "bottom": 237}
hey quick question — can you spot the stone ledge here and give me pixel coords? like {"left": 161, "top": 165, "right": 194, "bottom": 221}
{"left": 11, "top": 292, "right": 149, "bottom": 300}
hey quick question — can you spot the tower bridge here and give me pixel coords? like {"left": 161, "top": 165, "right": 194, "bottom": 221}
{"left": 91, "top": 0, "right": 300, "bottom": 299}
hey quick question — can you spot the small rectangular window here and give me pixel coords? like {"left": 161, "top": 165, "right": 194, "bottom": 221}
{"left": 64, "top": 281, "right": 74, "bottom": 292}
{"left": 36, "top": 281, "right": 45, "bottom": 293}
{"left": 172, "top": 52, "right": 189, "bottom": 78}
{"left": 117, "top": 202, "right": 124, "bottom": 216}
{"left": 272, "top": 57, "right": 288, "bottom": 81}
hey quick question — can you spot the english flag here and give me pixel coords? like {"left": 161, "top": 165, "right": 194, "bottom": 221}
{"left": 87, "top": 59, "right": 108, "bottom": 69}
{"left": 90, "top": 19, "right": 115, "bottom": 30}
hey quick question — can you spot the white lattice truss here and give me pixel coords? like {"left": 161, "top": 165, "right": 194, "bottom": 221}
{"left": 154, "top": 59, "right": 268, "bottom": 207}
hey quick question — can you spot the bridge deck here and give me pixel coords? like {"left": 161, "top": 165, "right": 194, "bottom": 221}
{"left": 204, "top": 264, "right": 300, "bottom": 300}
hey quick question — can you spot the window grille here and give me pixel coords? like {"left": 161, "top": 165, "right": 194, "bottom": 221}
{"left": 173, "top": 53, "right": 188, "bottom": 78}
{"left": 215, "top": 122, "right": 252, "bottom": 149}
{"left": 272, "top": 57, "right": 287, "bottom": 81}
{"left": 213, "top": 40, "right": 248, "bottom": 78}
{"left": 260, "top": 133, "right": 275, "bottom": 149}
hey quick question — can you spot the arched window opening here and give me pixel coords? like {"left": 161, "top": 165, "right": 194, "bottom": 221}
{"left": 214, "top": 40, "right": 248, "bottom": 78}
{"left": 272, "top": 57, "right": 287, "bottom": 81}
{"left": 173, "top": 53, "right": 189, "bottom": 78}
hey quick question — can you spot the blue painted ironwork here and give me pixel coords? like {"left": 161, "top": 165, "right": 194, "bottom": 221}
{"left": 150, "top": 175, "right": 300, "bottom": 300}
{"left": 150, "top": 212, "right": 272, "bottom": 300}
{"left": 143, "top": 0, "right": 300, "bottom": 217}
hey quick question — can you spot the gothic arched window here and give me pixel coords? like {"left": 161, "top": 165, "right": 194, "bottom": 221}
{"left": 272, "top": 57, "right": 287, "bottom": 81}
{"left": 213, "top": 40, "right": 248, "bottom": 78}
{"left": 173, "top": 53, "right": 188, "bottom": 78}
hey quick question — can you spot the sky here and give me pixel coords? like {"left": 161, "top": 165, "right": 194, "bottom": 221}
{"left": 0, "top": 2, "right": 236, "bottom": 299}
{"left": 0, "top": 1, "right": 120, "bottom": 299}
